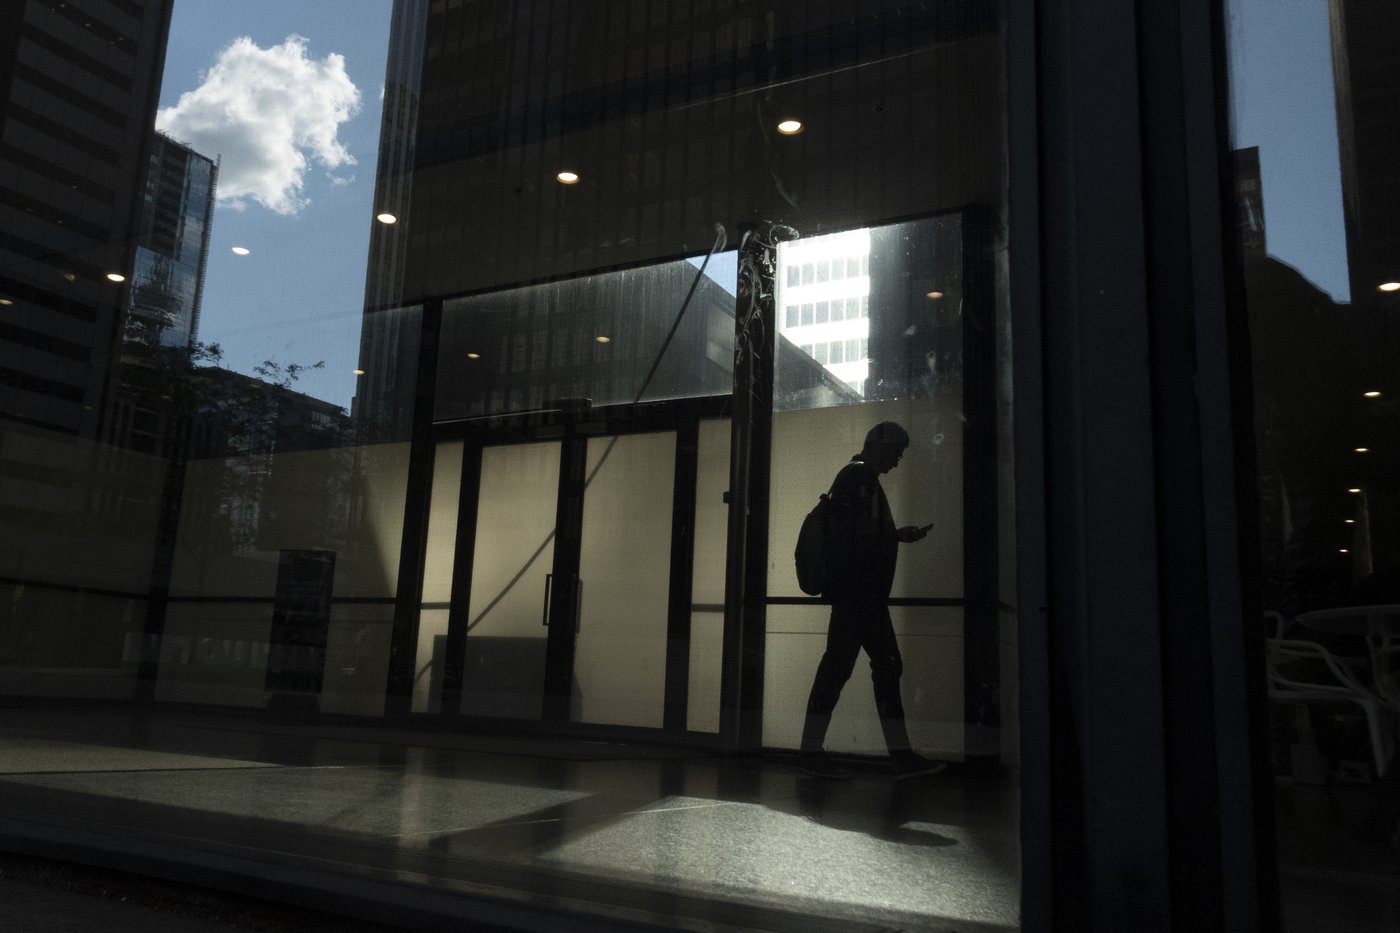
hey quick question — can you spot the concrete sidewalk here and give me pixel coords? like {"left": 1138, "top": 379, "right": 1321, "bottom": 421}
{"left": 0, "top": 704, "right": 1020, "bottom": 933}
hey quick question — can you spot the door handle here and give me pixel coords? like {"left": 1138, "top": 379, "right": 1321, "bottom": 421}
{"left": 542, "top": 573, "right": 553, "bottom": 627}
{"left": 574, "top": 577, "right": 582, "bottom": 633}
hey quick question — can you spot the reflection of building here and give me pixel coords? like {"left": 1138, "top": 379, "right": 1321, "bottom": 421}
{"left": 127, "top": 133, "right": 217, "bottom": 349}
{"left": 778, "top": 229, "right": 873, "bottom": 395}
{"left": 0, "top": 0, "right": 175, "bottom": 439}
{"left": 1329, "top": 0, "right": 1400, "bottom": 301}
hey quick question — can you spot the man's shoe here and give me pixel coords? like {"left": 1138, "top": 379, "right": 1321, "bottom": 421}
{"left": 892, "top": 752, "right": 947, "bottom": 781}
{"left": 796, "top": 751, "right": 854, "bottom": 780}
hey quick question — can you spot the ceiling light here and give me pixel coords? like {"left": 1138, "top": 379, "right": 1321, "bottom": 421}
{"left": 353, "top": 369, "right": 365, "bottom": 375}
{"left": 1340, "top": 549, "right": 1350, "bottom": 554}
{"left": 926, "top": 291, "right": 944, "bottom": 299}
{"left": 1379, "top": 282, "right": 1400, "bottom": 293}
{"left": 231, "top": 246, "right": 250, "bottom": 255}
{"left": 466, "top": 353, "right": 480, "bottom": 359}
{"left": 63, "top": 273, "right": 76, "bottom": 282}
{"left": 106, "top": 273, "right": 125, "bottom": 282}
{"left": 776, "top": 119, "right": 803, "bottom": 135}
{"left": 1355, "top": 447, "right": 1370, "bottom": 453}
{"left": 595, "top": 335, "right": 611, "bottom": 343}
{"left": 0, "top": 298, "right": 12, "bottom": 305}
{"left": 376, "top": 212, "right": 397, "bottom": 224}
{"left": 556, "top": 171, "right": 580, "bottom": 184}
{"left": 1364, "top": 390, "right": 1382, "bottom": 398}
{"left": 1348, "top": 487, "right": 1362, "bottom": 494}
{"left": 1345, "top": 519, "right": 1357, "bottom": 524}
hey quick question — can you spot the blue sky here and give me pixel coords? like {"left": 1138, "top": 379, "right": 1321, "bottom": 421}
{"left": 159, "top": 1, "right": 393, "bottom": 409}
{"left": 1228, "top": 0, "right": 1350, "bottom": 302}
{"left": 160, "top": 1, "right": 1352, "bottom": 413}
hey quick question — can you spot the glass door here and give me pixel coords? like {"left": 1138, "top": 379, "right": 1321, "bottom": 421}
{"left": 569, "top": 431, "right": 677, "bottom": 727}
{"left": 459, "top": 440, "right": 561, "bottom": 720}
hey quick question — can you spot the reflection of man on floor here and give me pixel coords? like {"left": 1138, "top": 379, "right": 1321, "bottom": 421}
{"left": 798, "top": 421, "right": 946, "bottom": 781}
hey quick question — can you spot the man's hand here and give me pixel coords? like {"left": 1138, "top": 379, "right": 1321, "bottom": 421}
{"left": 896, "top": 524, "right": 932, "bottom": 543}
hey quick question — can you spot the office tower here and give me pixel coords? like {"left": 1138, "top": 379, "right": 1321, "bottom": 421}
{"left": 127, "top": 132, "right": 217, "bottom": 350}
{"left": 0, "top": 0, "right": 175, "bottom": 439}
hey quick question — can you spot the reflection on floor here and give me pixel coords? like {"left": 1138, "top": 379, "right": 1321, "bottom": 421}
{"left": 1275, "top": 780, "right": 1400, "bottom": 933}
{"left": 0, "top": 706, "right": 1019, "bottom": 932}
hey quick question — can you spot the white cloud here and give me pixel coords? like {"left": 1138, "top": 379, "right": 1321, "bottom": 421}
{"left": 157, "top": 35, "right": 362, "bottom": 215}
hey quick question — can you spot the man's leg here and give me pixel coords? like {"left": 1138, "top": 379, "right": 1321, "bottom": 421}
{"left": 799, "top": 604, "right": 862, "bottom": 754}
{"left": 864, "top": 607, "right": 945, "bottom": 780}
{"left": 862, "top": 606, "right": 913, "bottom": 755}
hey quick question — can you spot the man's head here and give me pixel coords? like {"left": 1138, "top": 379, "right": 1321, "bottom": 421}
{"left": 861, "top": 421, "right": 910, "bottom": 474}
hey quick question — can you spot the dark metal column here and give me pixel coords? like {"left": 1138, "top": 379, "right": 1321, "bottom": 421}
{"left": 720, "top": 222, "right": 776, "bottom": 751}
{"left": 440, "top": 441, "right": 483, "bottom": 715}
{"left": 961, "top": 205, "right": 1001, "bottom": 767}
{"left": 663, "top": 414, "right": 700, "bottom": 732}
{"left": 385, "top": 297, "right": 442, "bottom": 716}
{"left": 542, "top": 432, "right": 587, "bottom": 723}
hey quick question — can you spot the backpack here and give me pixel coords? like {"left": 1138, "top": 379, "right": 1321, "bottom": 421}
{"left": 794, "top": 484, "right": 835, "bottom": 596}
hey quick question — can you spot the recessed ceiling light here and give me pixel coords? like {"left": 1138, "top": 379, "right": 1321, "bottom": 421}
{"left": 1355, "top": 447, "right": 1370, "bottom": 453}
{"left": 106, "top": 273, "right": 125, "bottom": 282}
{"left": 1340, "top": 548, "right": 1350, "bottom": 554}
{"left": 1379, "top": 282, "right": 1400, "bottom": 292}
{"left": 1345, "top": 519, "right": 1357, "bottom": 524}
{"left": 466, "top": 353, "right": 480, "bottom": 359}
{"left": 1364, "top": 390, "right": 1382, "bottom": 398}
{"left": 926, "top": 291, "right": 944, "bottom": 299}
{"left": 556, "top": 171, "right": 580, "bottom": 184}
{"left": 231, "top": 246, "right": 250, "bottom": 255}
{"left": 1348, "top": 487, "right": 1362, "bottom": 493}
{"left": 63, "top": 273, "right": 76, "bottom": 282}
{"left": 595, "top": 335, "right": 610, "bottom": 343}
{"left": 376, "top": 212, "right": 397, "bottom": 224}
{"left": 0, "top": 298, "right": 12, "bottom": 305}
{"left": 777, "top": 119, "right": 803, "bottom": 135}
{"left": 353, "top": 369, "right": 365, "bottom": 375}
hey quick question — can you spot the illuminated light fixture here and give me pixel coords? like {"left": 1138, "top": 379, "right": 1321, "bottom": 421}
{"left": 0, "top": 298, "right": 12, "bottom": 305}
{"left": 1340, "top": 548, "right": 1350, "bottom": 554}
{"left": 353, "top": 369, "right": 365, "bottom": 375}
{"left": 376, "top": 212, "right": 397, "bottom": 224}
{"left": 1345, "top": 519, "right": 1357, "bottom": 524}
{"left": 776, "top": 119, "right": 804, "bottom": 135}
{"left": 106, "top": 272, "right": 125, "bottom": 283}
{"left": 231, "top": 246, "right": 250, "bottom": 255}
{"left": 466, "top": 352, "right": 481, "bottom": 359}
{"left": 1364, "top": 390, "right": 1383, "bottom": 398}
{"left": 556, "top": 171, "right": 580, "bottom": 184}
{"left": 595, "top": 335, "right": 611, "bottom": 343}
{"left": 1355, "top": 447, "right": 1370, "bottom": 453}
{"left": 926, "top": 291, "right": 944, "bottom": 299}
{"left": 1379, "top": 281, "right": 1400, "bottom": 293}
{"left": 1348, "top": 487, "right": 1363, "bottom": 494}
{"left": 63, "top": 273, "right": 77, "bottom": 282}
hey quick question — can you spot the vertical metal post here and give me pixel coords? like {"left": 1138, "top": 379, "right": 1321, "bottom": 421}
{"left": 663, "top": 413, "right": 700, "bottom": 732}
{"left": 961, "top": 205, "right": 1001, "bottom": 766}
{"left": 385, "top": 297, "right": 442, "bottom": 716}
{"left": 440, "top": 442, "right": 483, "bottom": 715}
{"left": 720, "top": 223, "right": 776, "bottom": 751}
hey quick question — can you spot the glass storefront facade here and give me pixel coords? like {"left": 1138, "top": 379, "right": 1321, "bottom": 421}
{"left": 8, "top": 0, "right": 1392, "bottom": 930}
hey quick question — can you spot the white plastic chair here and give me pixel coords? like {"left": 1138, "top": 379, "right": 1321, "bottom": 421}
{"left": 1265, "top": 610, "right": 1395, "bottom": 779}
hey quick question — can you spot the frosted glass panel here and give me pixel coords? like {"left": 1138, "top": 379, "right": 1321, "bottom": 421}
{"left": 769, "top": 400, "right": 962, "bottom": 599}
{"left": 412, "top": 609, "right": 449, "bottom": 713}
{"left": 688, "top": 419, "right": 730, "bottom": 733}
{"left": 573, "top": 432, "right": 676, "bottom": 728}
{"left": 461, "top": 441, "right": 560, "bottom": 719}
{"left": 420, "top": 441, "right": 463, "bottom": 603}
{"left": 762, "top": 604, "right": 964, "bottom": 756}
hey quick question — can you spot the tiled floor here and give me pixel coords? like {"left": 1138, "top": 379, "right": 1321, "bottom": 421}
{"left": 0, "top": 706, "right": 1021, "bottom": 932}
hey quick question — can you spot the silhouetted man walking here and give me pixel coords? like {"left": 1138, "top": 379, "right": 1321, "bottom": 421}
{"left": 797, "top": 421, "right": 945, "bottom": 780}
